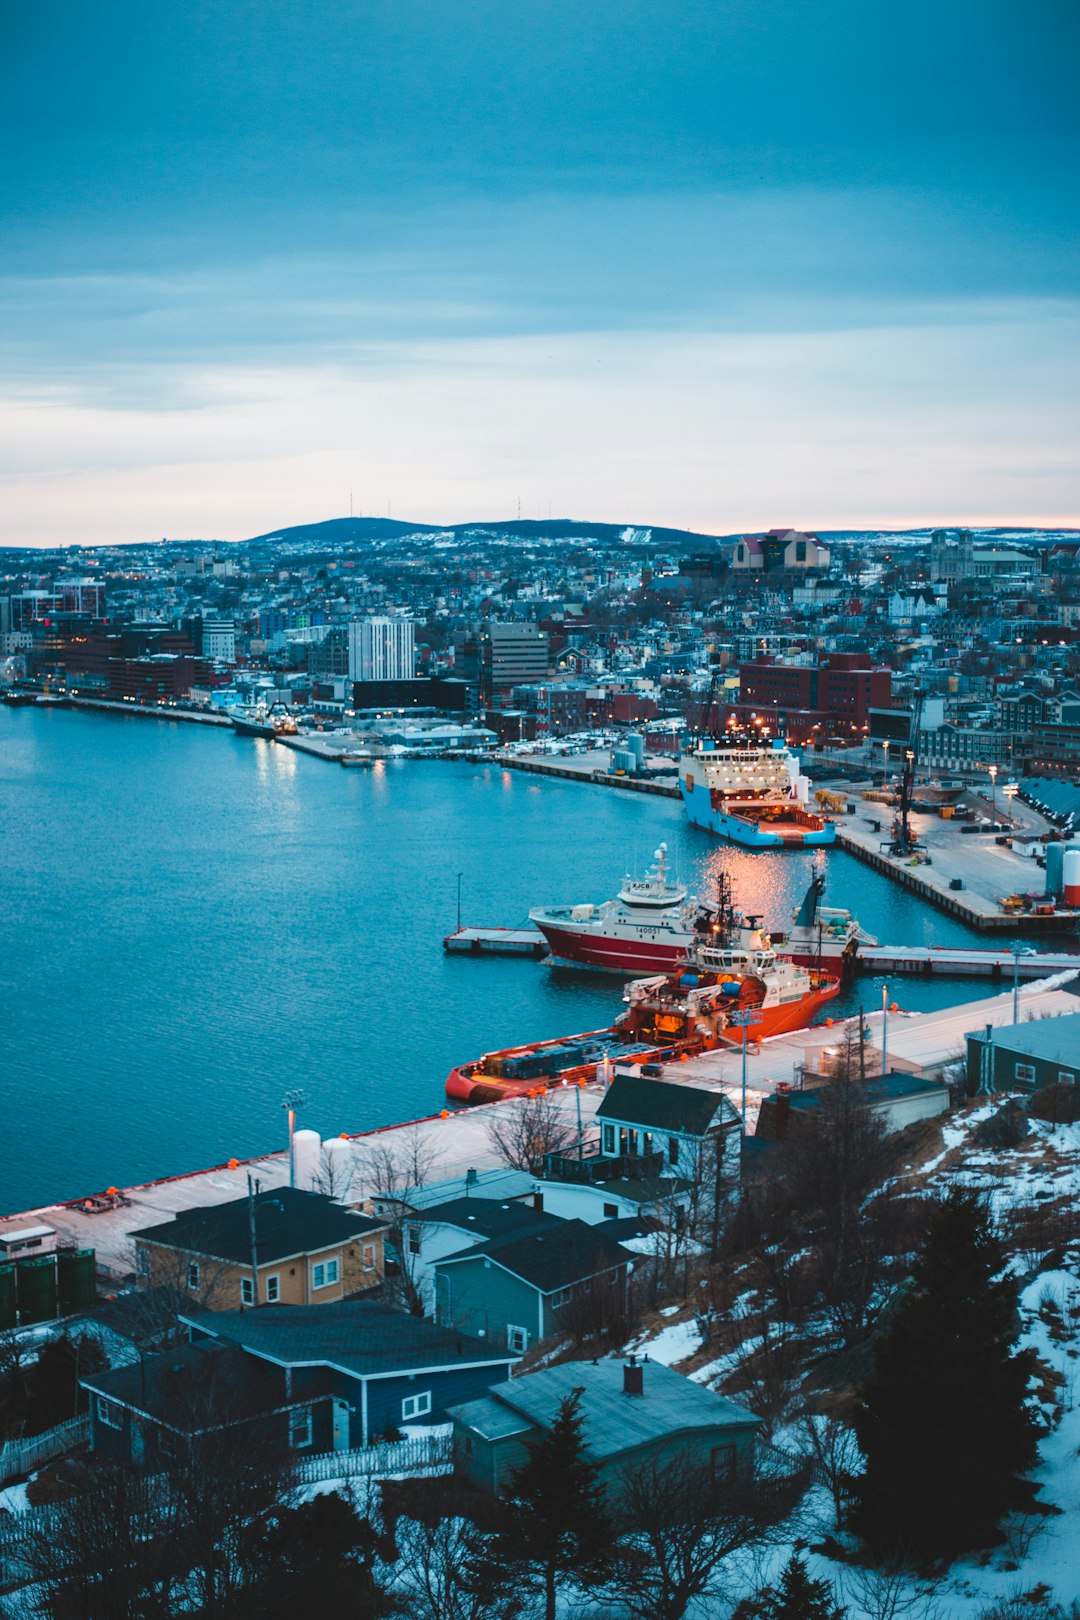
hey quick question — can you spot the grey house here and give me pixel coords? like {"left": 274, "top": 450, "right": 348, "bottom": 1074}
{"left": 967, "top": 1011, "right": 1080, "bottom": 1094}
{"left": 450, "top": 1356, "right": 761, "bottom": 1505}
{"left": 433, "top": 1220, "right": 633, "bottom": 1355}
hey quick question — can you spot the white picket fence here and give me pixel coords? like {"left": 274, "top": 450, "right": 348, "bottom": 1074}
{"left": 0, "top": 1414, "right": 90, "bottom": 1485}
{"left": 294, "top": 1432, "right": 454, "bottom": 1484}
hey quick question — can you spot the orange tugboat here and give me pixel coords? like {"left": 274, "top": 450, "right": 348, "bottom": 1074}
{"left": 445, "top": 894, "right": 840, "bottom": 1104}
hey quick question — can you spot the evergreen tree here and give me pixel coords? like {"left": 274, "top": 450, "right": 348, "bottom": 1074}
{"left": 490, "top": 1390, "right": 613, "bottom": 1620}
{"left": 851, "top": 1187, "right": 1037, "bottom": 1561}
{"left": 734, "top": 1553, "right": 845, "bottom": 1619}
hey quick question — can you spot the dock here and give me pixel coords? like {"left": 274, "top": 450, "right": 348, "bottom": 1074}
{"left": 836, "top": 818, "right": 1080, "bottom": 933}
{"left": 857, "top": 944, "right": 1080, "bottom": 977}
{"left": 444, "top": 926, "right": 550, "bottom": 957}
{"left": 499, "top": 751, "right": 681, "bottom": 799}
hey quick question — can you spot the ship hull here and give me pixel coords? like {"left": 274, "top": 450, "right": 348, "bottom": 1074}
{"left": 534, "top": 921, "right": 690, "bottom": 975}
{"left": 230, "top": 716, "right": 278, "bottom": 738}
{"left": 680, "top": 777, "right": 837, "bottom": 847}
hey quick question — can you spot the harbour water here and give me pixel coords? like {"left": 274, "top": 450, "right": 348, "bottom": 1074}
{"left": 0, "top": 709, "right": 1038, "bottom": 1213}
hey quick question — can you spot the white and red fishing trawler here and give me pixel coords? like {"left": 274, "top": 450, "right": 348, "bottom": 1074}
{"left": 530, "top": 854, "right": 872, "bottom": 980}
{"left": 528, "top": 843, "right": 708, "bottom": 974}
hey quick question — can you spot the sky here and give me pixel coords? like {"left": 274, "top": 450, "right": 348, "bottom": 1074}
{"left": 2, "top": 0, "right": 1078, "bottom": 547}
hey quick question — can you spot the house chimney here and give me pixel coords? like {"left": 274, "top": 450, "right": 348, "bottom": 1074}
{"left": 623, "top": 1355, "right": 644, "bottom": 1396}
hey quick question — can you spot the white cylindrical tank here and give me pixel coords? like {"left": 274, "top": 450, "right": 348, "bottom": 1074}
{"left": 322, "top": 1136, "right": 355, "bottom": 1201}
{"left": 292, "top": 1128, "right": 321, "bottom": 1191}
{"left": 1064, "top": 849, "right": 1080, "bottom": 907}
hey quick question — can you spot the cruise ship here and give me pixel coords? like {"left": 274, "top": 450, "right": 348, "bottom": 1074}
{"left": 679, "top": 731, "right": 836, "bottom": 847}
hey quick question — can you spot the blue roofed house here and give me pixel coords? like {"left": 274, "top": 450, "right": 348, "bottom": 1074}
{"left": 432, "top": 1220, "right": 634, "bottom": 1356}
{"left": 389, "top": 1196, "right": 563, "bottom": 1316}
{"left": 594, "top": 1072, "right": 742, "bottom": 1184}
{"left": 81, "top": 1299, "right": 520, "bottom": 1464}
{"left": 450, "top": 1355, "right": 761, "bottom": 1508}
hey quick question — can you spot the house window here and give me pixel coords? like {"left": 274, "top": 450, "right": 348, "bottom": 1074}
{"left": 711, "top": 1443, "right": 736, "bottom": 1482}
{"left": 1059, "top": 1071, "right": 1075, "bottom": 1085}
{"left": 406, "top": 1225, "right": 422, "bottom": 1256}
{"left": 96, "top": 1395, "right": 122, "bottom": 1430}
{"left": 240, "top": 1277, "right": 255, "bottom": 1307}
{"left": 507, "top": 1325, "right": 529, "bottom": 1354}
{"left": 602, "top": 1124, "right": 616, "bottom": 1155}
{"left": 550, "top": 1287, "right": 573, "bottom": 1309}
{"left": 312, "top": 1258, "right": 340, "bottom": 1290}
{"left": 137, "top": 1248, "right": 151, "bottom": 1278}
{"left": 603, "top": 1202, "right": 618, "bottom": 1218}
{"left": 401, "top": 1391, "right": 432, "bottom": 1422}
{"left": 668, "top": 1136, "right": 679, "bottom": 1166}
{"left": 288, "top": 1408, "right": 313, "bottom": 1449}
{"left": 361, "top": 1245, "right": 376, "bottom": 1271}
{"left": 1015, "top": 1063, "right": 1036, "bottom": 1085}
{"left": 186, "top": 1261, "right": 200, "bottom": 1290}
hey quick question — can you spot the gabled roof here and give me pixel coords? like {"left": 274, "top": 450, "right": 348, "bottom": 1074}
{"left": 183, "top": 1300, "right": 517, "bottom": 1379}
{"left": 450, "top": 1357, "right": 759, "bottom": 1463}
{"left": 433, "top": 1220, "right": 631, "bottom": 1295}
{"left": 379, "top": 1166, "right": 534, "bottom": 1211}
{"left": 130, "top": 1187, "right": 386, "bottom": 1267}
{"left": 418, "top": 1198, "right": 560, "bottom": 1240}
{"left": 597, "top": 1074, "right": 734, "bottom": 1138}
{"left": 83, "top": 1339, "right": 284, "bottom": 1430}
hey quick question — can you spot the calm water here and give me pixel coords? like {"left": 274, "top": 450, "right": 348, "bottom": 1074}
{"left": 0, "top": 709, "right": 1019, "bottom": 1213}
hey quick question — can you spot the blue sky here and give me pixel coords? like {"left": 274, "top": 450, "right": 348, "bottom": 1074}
{"left": 2, "top": 0, "right": 1078, "bottom": 545}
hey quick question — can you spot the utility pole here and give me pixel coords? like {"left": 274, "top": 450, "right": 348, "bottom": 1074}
{"left": 246, "top": 1174, "right": 261, "bottom": 1308}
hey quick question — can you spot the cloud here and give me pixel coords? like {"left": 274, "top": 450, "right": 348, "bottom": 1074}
{"left": 2, "top": 306, "right": 1077, "bottom": 545}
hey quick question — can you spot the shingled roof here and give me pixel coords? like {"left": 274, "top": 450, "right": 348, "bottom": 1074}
{"left": 131, "top": 1188, "right": 386, "bottom": 1266}
{"left": 596, "top": 1074, "right": 734, "bottom": 1138}
{"left": 434, "top": 1219, "right": 631, "bottom": 1295}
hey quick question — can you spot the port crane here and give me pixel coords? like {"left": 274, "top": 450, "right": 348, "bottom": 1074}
{"left": 889, "top": 689, "right": 925, "bottom": 856}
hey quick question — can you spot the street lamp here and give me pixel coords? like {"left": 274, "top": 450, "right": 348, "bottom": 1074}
{"left": 988, "top": 763, "right": 999, "bottom": 818}
{"left": 881, "top": 737, "right": 890, "bottom": 786}
{"left": 880, "top": 982, "right": 889, "bottom": 1075}
{"left": 282, "top": 1090, "right": 307, "bottom": 1188}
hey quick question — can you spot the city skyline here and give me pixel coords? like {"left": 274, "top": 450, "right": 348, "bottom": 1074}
{"left": 3, "top": 0, "right": 1078, "bottom": 547}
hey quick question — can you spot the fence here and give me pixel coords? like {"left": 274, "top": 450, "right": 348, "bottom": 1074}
{"left": 0, "top": 1415, "right": 90, "bottom": 1486}
{"left": 293, "top": 1432, "right": 454, "bottom": 1484}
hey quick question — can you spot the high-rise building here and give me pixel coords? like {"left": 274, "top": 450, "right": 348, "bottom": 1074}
{"left": 348, "top": 617, "right": 416, "bottom": 682}
{"left": 202, "top": 619, "right": 237, "bottom": 663}
{"left": 455, "top": 622, "right": 549, "bottom": 702}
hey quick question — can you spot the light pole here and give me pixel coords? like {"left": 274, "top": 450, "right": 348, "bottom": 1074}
{"left": 731, "top": 1008, "right": 763, "bottom": 1132}
{"left": 880, "top": 982, "right": 889, "bottom": 1075}
{"left": 456, "top": 872, "right": 463, "bottom": 932}
{"left": 282, "top": 1090, "right": 306, "bottom": 1188}
{"left": 988, "top": 763, "right": 999, "bottom": 818}
{"left": 1002, "top": 781, "right": 1018, "bottom": 826}
{"left": 881, "top": 738, "right": 890, "bottom": 787}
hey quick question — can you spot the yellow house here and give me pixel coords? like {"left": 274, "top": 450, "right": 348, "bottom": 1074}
{"left": 132, "top": 1188, "right": 388, "bottom": 1312}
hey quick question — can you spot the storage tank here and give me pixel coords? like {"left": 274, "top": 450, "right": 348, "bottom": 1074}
{"left": 16, "top": 1256, "right": 58, "bottom": 1324}
{"left": 292, "top": 1128, "right": 321, "bottom": 1191}
{"left": 1064, "top": 849, "right": 1080, "bottom": 908}
{"left": 1045, "top": 842, "right": 1065, "bottom": 899}
{"left": 627, "top": 733, "right": 645, "bottom": 771}
{"left": 57, "top": 1248, "right": 96, "bottom": 1314}
{"left": 0, "top": 1265, "right": 15, "bottom": 1331}
{"left": 322, "top": 1137, "right": 355, "bottom": 1202}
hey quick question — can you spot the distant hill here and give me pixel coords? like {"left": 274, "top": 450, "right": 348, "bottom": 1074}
{"left": 244, "top": 516, "right": 731, "bottom": 549}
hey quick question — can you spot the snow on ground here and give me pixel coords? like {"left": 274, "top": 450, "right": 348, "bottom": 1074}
{"left": 0, "top": 1479, "right": 32, "bottom": 1514}
{"left": 623, "top": 1315, "right": 704, "bottom": 1368}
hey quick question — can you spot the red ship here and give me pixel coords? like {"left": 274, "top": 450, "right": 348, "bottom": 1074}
{"left": 445, "top": 914, "right": 840, "bottom": 1104}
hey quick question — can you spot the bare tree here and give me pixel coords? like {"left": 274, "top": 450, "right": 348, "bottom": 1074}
{"left": 12, "top": 1462, "right": 182, "bottom": 1619}
{"left": 312, "top": 1141, "right": 357, "bottom": 1202}
{"left": 483, "top": 1093, "right": 579, "bottom": 1173}
{"left": 392, "top": 1495, "right": 516, "bottom": 1620}
{"left": 796, "top": 1408, "right": 862, "bottom": 1528}
{"left": 362, "top": 1129, "right": 443, "bottom": 1316}
{"left": 604, "top": 1449, "right": 810, "bottom": 1620}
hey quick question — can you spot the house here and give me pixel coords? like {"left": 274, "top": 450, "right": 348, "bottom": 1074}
{"left": 82, "top": 1299, "right": 520, "bottom": 1463}
{"left": 393, "top": 1196, "right": 562, "bottom": 1315}
{"left": 732, "top": 531, "right": 830, "bottom": 573}
{"left": 595, "top": 1072, "right": 742, "bottom": 1184}
{"left": 450, "top": 1356, "right": 761, "bottom": 1504}
{"left": 432, "top": 1220, "right": 634, "bottom": 1355}
{"left": 370, "top": 1165, "right": 534, "bottom": 1220}
{"left": 966, "top": 1010, "right": 1080, "bottom": 1094}
{"left": 130, "top": 1188, "right": 388, "bottom": 1311}
{"left": 755, "top": 1071, "right": 950, "bottom": 1141}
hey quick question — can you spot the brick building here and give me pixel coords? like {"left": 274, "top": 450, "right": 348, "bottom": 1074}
{"left": 725, "top": 653, "right": 892, "bottom": 744}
